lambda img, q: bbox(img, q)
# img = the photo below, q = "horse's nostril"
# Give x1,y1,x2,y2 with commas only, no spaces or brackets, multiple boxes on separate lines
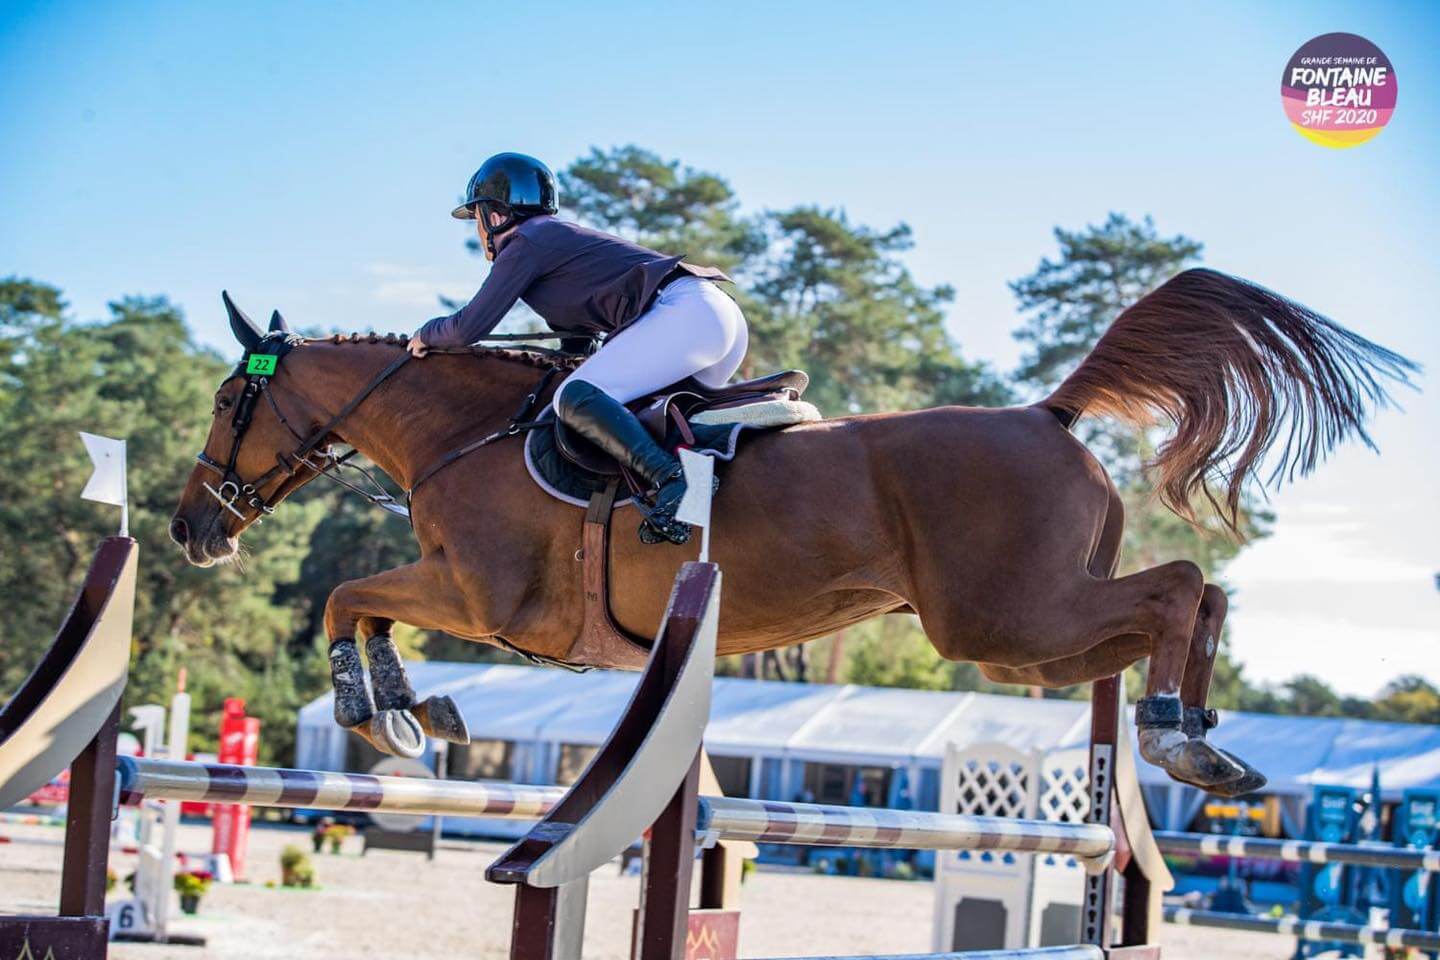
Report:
169,517,189,546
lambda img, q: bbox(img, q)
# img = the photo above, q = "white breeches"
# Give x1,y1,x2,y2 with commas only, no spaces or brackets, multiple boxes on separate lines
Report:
553,277,749,412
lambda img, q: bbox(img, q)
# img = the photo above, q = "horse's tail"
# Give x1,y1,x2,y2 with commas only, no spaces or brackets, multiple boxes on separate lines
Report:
1042,267,1416,532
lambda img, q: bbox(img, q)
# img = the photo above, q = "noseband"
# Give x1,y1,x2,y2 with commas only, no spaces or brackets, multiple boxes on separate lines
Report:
195,336,413,522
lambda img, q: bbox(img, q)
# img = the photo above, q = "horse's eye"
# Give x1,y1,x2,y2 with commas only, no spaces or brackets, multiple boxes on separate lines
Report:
216,397,234,413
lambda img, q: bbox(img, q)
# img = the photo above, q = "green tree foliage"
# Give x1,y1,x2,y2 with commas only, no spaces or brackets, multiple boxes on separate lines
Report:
0,279,324,762
749,208,1009,414
559,145,767,275
560,146,1010,415
1012,214,1203,392
1371,676,1440,725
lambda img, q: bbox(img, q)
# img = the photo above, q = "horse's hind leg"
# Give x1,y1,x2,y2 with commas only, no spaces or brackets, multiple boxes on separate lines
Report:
979,575,1263,795
1048,487,1249,792
1073,562,1249,791
975,560,1246,791
1179,584,1266,796
1179,585,1222,705
918,472,1245,791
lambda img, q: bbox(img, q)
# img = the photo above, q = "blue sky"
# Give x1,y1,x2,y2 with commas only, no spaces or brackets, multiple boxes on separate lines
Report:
3,1,1436,696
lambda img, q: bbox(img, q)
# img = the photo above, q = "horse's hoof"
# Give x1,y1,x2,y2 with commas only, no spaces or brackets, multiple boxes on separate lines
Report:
1201,749,1268,797
1137,726,1185,767
365,708,425,758
1144,730,1246,791
413,695,471,745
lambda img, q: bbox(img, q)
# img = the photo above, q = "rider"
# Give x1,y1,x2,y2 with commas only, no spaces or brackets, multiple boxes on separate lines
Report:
410,152,748,545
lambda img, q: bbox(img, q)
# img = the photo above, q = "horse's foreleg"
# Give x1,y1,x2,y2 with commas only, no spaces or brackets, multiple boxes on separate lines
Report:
324,555,473,757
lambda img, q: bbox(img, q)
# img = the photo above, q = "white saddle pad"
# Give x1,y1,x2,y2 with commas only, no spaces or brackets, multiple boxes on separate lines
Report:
689,398,821,429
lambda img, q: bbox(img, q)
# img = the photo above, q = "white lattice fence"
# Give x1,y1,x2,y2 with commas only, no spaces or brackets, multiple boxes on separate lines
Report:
933,743,1091,953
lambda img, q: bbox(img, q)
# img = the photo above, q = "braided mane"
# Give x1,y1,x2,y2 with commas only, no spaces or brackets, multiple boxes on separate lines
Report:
314,331,583,371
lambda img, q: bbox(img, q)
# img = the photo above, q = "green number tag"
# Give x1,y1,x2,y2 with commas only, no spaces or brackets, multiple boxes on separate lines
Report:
245,354,279,375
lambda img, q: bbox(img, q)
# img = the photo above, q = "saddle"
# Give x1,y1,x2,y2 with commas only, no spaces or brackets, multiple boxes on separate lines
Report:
544,369,814,673
552,369,811,476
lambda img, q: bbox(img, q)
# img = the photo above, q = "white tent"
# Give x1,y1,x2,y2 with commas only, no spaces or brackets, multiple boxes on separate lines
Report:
294,662,1440,834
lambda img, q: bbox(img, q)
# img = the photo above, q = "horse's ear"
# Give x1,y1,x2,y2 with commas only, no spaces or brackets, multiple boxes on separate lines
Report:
222,291,263,351
268,309,290,334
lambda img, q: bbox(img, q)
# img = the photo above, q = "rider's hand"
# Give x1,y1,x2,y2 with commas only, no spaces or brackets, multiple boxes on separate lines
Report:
407,335,429,358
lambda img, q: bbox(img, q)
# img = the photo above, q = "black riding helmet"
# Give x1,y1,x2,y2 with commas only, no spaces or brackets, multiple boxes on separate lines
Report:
452,153,558,253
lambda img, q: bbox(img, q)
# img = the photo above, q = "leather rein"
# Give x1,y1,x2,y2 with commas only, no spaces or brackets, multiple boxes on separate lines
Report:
195,335,563,525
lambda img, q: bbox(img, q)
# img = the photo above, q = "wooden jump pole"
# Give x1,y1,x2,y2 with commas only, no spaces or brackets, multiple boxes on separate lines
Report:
0,536,138,958
489,560,723,960
1085,675,1164,959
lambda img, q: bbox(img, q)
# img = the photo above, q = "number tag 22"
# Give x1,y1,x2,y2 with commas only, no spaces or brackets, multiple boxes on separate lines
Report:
245,354,279,376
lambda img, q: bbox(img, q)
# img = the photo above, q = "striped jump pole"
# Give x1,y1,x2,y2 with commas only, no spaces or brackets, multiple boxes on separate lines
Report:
700,796,1115,866
123,756,1115,866
1163,906,1440,953
1155,831,1440,873
119,757,566,820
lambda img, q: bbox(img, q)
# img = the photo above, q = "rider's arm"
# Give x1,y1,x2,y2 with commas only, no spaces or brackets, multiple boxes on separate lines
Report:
415,236,541,348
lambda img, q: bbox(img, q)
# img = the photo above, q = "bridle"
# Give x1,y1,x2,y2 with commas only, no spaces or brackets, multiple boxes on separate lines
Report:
195,335,413,523
195,334,564,525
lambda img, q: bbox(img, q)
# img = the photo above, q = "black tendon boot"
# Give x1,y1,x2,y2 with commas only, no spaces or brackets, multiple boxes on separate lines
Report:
328,638,374,729
365,635,416,711
556,380,692,545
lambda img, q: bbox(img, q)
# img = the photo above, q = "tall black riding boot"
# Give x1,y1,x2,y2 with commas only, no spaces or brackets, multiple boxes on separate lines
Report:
555,380,691,545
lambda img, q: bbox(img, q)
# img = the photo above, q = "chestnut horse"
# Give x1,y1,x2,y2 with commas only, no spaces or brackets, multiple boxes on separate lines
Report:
171,269,1413,796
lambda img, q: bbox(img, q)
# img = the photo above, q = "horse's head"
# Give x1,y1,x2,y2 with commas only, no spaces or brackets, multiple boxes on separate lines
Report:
170,293,326,566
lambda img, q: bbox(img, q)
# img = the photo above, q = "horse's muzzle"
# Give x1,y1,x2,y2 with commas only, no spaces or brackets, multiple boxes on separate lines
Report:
169,511,238,567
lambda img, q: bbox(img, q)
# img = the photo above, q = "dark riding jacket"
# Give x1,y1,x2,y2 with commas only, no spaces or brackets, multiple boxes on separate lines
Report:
416,216,730,348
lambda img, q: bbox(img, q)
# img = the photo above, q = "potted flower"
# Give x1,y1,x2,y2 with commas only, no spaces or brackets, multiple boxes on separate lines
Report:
280,845,316,888
323,823,354,854
173,870,213,914
311,816,335,853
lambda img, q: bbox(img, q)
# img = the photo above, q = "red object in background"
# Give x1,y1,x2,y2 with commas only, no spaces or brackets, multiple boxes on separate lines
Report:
632,909,739,960
28,768,71,806
212,698,260,880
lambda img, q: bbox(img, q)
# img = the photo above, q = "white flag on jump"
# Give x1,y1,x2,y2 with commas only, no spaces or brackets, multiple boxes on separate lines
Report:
674,448,715,529
675,448,716,561
80,432,129,535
